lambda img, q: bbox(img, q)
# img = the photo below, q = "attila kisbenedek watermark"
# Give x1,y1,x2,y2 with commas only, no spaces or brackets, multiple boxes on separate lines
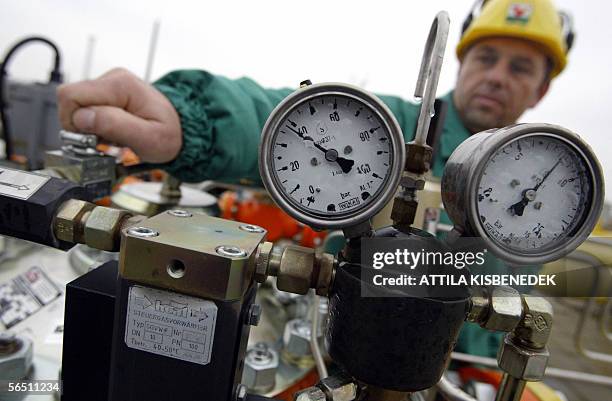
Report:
361,238,557,292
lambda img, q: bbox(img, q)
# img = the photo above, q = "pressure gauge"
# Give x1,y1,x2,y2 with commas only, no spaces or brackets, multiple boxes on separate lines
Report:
259,82,405,230
442,123,604,265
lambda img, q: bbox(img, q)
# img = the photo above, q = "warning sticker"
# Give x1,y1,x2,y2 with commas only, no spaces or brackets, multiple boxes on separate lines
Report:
125,286,218,365
0,167,49,200
0,266,63,329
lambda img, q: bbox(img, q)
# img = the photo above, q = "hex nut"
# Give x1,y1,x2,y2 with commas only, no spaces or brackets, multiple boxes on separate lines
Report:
483,287,523,332
283,318,313,357
0,336,33,381
84,207,132,251
319,374,358,401
514,296,553,348
242,343,279,393
497,335,549,381
405,142,433,174
315,253,335,297
294,386,327,401
54,200,95,243
277,245,315,295
255,241,274,283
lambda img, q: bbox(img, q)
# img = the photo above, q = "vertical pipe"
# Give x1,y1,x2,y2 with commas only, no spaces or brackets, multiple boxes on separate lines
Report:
144,19,161,83
82,35,96,80
495,374,526,401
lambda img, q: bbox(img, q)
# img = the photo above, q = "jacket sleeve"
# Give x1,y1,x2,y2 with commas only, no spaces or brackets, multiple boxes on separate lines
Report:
153,70,419,183
153,70,293,183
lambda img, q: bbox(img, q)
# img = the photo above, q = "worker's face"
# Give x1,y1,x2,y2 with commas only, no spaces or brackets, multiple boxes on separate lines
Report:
454,37,550,133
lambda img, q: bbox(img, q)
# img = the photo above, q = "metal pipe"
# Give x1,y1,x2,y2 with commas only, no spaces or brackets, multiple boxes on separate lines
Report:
494,374,526,401
81,35,96,80
144,19,161,83
363,386,409,401
436,376,477,401
310,293,328,379
451,352,612,387
413,11,449,146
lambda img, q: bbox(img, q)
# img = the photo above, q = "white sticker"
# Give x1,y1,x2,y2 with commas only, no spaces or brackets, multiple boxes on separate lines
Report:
0,167,49,200
125,286,218,365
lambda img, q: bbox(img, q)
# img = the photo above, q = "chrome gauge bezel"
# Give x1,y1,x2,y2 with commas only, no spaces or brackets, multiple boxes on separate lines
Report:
259,82,405,230
462,124,604,265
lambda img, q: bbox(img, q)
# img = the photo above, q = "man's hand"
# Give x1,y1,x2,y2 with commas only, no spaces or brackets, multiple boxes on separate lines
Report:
57,68,182,163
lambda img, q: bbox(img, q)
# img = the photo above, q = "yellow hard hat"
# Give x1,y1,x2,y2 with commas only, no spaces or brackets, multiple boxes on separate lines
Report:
456,0,570,77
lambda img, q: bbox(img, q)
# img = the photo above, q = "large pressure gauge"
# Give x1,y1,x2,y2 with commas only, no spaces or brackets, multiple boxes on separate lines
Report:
259,82,405,230
442,123,604,265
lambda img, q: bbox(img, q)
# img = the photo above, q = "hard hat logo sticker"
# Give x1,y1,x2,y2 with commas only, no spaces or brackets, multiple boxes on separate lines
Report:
507,3,533,24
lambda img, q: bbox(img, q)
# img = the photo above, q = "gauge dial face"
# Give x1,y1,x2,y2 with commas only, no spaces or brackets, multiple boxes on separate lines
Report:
476,134,593,255
269,94,393,219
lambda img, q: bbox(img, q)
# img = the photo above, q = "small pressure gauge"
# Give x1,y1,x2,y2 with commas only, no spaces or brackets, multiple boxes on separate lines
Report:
259,82,405,230
442,123,604,265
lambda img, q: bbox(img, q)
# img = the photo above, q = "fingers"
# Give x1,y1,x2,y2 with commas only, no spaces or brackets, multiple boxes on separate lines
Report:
72,105,180,163
56,67,182,163
56,68,139,132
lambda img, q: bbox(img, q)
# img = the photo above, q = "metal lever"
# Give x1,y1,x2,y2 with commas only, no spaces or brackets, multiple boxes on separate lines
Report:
413,11,450,146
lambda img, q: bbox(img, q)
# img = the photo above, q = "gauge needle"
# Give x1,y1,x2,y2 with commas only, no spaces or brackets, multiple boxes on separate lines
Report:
508,158,562,217
285,125,355,173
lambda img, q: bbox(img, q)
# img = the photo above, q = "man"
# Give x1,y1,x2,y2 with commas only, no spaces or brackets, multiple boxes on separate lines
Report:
56,0,571,356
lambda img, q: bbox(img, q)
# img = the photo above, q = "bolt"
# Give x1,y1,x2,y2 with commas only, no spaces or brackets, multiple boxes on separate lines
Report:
510,179,521,188
344,145,352,155
167,209,192,218
311,157,319,166
534,202,542,210
525,189,537,201
246,304,262,326
239,224,265,233
216,245,247,258
127,227,159,238
300,79,312,88
248,343,273,365
0,333,18,355
235,383,248,401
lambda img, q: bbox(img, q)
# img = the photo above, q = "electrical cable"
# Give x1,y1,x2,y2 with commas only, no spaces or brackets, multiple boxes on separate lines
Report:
0,36,63,162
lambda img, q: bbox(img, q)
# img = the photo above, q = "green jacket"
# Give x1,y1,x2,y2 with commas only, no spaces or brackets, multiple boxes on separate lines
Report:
153,69,506,357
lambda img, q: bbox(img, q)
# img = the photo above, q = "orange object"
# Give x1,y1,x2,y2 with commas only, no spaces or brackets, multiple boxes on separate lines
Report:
274,368,319,401
219,191,326,247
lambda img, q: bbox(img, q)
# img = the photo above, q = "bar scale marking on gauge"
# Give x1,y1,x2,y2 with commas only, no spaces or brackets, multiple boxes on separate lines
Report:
260,83,405,229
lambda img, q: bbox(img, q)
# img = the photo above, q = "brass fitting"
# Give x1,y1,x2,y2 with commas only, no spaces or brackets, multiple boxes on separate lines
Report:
466,286,489,323
54,200,143,251
390,197,418,228
254,241,274,283
276,245,316,295
84,207,133,251
54,199,96,243
404,142,433,174
266,245,335,296
472,286,523,332
267,245,335,296
497,335,549,381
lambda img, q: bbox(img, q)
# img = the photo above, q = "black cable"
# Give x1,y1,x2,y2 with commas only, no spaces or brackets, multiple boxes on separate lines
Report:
0,36,63,162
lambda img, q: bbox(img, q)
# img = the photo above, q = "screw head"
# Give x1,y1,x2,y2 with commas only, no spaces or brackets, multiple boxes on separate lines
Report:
216,245,247,258
167,209,192,218
127,227,159,238
239,224,265,233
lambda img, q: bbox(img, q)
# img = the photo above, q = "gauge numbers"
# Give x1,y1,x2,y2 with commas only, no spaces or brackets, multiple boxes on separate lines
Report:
271,94,393,217
477,134,592,254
